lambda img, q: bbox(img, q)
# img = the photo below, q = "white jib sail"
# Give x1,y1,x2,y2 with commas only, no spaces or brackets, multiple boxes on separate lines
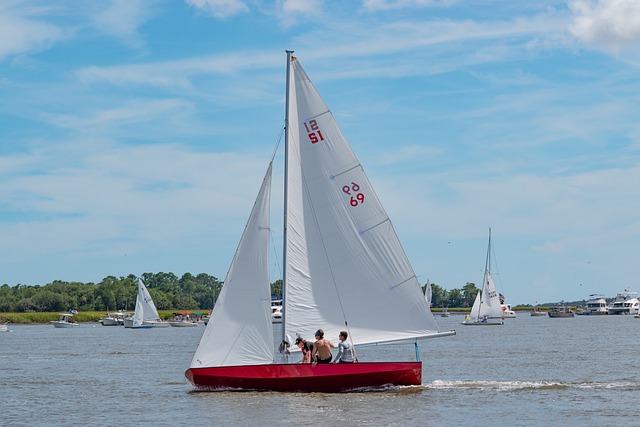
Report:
469,291,481,321
283,57,440,347
190,163,274,368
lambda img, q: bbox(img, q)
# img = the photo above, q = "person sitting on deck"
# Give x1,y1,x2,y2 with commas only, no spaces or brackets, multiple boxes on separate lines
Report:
295,337,312,363
311,329,334,366
333,331,355,363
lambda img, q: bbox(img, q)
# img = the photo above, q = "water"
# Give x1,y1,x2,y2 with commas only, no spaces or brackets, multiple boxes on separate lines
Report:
1,314,638,426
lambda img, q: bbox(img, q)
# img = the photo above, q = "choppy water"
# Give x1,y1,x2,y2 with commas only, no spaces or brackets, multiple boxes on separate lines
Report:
1,314,638,426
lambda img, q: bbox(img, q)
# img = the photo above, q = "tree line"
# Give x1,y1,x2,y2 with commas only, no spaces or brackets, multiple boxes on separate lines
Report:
425,282,481,308
0,273,227,313
0,272,480,313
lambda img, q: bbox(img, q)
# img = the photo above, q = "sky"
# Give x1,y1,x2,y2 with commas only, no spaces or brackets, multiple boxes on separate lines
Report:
1,0,639,305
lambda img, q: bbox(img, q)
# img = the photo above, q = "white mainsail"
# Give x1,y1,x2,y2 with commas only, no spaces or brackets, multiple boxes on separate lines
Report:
190,163,274,368
282,57,441,346
133,278,162,326
480,270,503,319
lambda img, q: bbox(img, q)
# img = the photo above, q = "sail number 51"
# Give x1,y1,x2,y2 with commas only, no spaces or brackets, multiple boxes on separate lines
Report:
342,182,365,207
303,120,324,144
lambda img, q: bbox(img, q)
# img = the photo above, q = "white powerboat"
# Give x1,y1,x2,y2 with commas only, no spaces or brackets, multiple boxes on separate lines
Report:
0,322,9,332
168,312,198,327
99,311,129,326
500,303,517,318
271,299,283,323
585,294,608,315
608,290,639,315
51,313,79,328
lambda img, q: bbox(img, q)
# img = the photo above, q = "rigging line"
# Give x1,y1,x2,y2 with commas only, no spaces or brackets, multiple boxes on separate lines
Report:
270,229,282,287
270,119,286,163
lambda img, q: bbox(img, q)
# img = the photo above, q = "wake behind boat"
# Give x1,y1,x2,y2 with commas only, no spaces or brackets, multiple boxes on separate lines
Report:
185,52,454,392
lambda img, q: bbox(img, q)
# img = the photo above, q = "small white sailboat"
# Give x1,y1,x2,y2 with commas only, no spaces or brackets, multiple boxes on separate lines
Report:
462,228,504,326
126,279,170,329
185,52,455,392
425,280,432,307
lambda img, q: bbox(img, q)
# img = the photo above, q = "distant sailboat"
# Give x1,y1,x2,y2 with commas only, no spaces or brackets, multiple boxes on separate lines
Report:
462,228,504,326
185,51,455,392
127,279,170,329
425,279,432,307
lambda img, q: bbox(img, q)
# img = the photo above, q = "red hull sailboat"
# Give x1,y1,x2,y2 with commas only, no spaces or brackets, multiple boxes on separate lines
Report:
185,51,454,392
186,362,421,392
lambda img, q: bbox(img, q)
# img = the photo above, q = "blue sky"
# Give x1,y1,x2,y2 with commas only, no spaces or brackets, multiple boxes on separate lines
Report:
1,0,639,305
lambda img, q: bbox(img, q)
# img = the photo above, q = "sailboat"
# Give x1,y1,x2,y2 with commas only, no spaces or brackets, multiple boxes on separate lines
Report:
185,51,455,392
462,228,504,326
425,279,432,307
125,279,170,329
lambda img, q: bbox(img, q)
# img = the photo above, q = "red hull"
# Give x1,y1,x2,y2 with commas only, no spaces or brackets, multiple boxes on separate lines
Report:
185,362,421,392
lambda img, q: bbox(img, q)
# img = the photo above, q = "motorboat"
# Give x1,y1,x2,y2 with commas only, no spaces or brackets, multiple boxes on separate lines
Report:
607,289,639,315
168,312,198,327
547,306,574,318
99,311,129,326
51,313,79,328
585,294,608,315
0,322,8,332
530,307,546,316
271,299,283,323
500,303,517,318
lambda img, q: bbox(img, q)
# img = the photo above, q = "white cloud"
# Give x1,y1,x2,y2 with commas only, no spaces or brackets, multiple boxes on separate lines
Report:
569,0,640,52
0,2,67,62
186,0,249,19
362,0,454,12
88,0,157,49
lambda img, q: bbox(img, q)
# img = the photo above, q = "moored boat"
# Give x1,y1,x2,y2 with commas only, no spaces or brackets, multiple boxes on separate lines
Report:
547,306,574,318
51,313,79,328
607,289,639,315
585,294,608,315
99,311,129,326
530,307,546,316
169,312,198,327
271,299,283,324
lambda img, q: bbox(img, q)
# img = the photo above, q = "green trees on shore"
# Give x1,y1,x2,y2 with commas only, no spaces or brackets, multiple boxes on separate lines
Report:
0,272,225,313
1,273,482,313
425,282,480,308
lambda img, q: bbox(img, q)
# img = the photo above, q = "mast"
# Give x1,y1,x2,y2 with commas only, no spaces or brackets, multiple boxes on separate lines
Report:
281,50,294,344
485,227,491,275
